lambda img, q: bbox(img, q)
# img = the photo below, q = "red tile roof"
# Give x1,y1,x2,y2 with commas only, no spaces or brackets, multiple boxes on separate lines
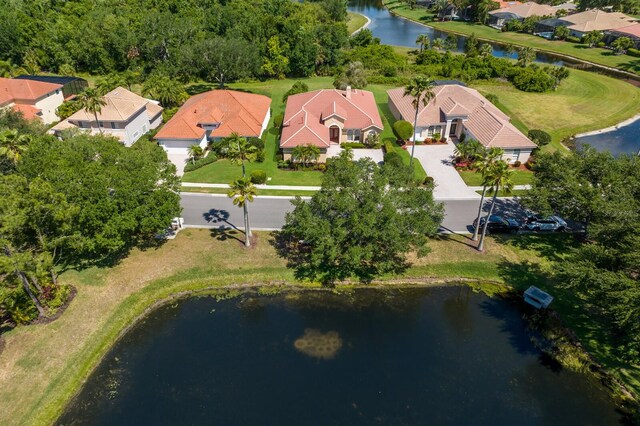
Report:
610,23,640,38
0,77,62,106
12,104,41,120
281,89,383,148
387,85,535,149
155,90,271,140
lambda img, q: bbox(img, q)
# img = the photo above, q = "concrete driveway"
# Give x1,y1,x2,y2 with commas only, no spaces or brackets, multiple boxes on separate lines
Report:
167,151,189,176
409,144,480,200
327,145,384,163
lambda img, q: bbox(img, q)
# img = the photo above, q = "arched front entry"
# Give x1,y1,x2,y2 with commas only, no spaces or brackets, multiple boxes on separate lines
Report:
329,125,340,143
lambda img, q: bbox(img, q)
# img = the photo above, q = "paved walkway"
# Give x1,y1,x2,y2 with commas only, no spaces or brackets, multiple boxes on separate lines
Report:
182,182,321,190
409,144,480,199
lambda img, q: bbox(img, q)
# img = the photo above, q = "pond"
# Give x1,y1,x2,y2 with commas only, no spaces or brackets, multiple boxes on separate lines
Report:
347,0,565,65
574,118,640,157
57,287,624,425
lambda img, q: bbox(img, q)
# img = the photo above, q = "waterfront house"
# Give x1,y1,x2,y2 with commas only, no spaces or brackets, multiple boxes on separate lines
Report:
387,83,536,164
280,87,383,162
536,9,636,38
488,2,557,29
0,77,64,124
605,23,640,48
155,90,271,171
50,87,162,146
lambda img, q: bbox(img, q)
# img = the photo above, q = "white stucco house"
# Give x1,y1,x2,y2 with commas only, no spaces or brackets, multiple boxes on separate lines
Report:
387,83,537,164
154,90,271,173
50,87,163,147
0,77,65,124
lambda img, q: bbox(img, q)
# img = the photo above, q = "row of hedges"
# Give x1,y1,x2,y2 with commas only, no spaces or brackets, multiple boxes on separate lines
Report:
183,153,217,172
341,142,366,149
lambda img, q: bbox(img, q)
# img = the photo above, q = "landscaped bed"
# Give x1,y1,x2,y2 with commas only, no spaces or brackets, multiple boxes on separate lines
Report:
458,168,534,186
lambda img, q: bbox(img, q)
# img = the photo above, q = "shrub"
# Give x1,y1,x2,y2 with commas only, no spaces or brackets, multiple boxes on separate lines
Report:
316,163,327,172
273,113,284,128
596,41,605,48
380,63,398,77
183,153,217,172
484,93,499,104
282,81,309,103
423,176,435,186
384,151,404,168
528,129,551,147
247,137,265,150
277,159,290,169
392,120,413,140
459,132,466,143
511,67,555,92
341,142,366,148
383,140,397,153
627,48,640,57
250,169,268,184
566,36,581,43
513,160,522,167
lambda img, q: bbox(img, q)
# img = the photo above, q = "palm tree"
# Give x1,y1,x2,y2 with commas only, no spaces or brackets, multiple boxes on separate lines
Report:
0,129,31,165
479,43,493,58
403,76,436,168
228,177,257,247
223,133,259,177
76,88,106,134
477,161,514,252
141,75,187,108
471,147,503,241
475,0,493,24
517,47,536,67
432,38,445,50
188,145,204,165
416,34,430,53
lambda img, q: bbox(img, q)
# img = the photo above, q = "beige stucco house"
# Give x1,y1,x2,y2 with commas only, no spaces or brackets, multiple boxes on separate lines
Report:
280,87,383,162
0,77,65,124
50,87,163,147
387,83,537,164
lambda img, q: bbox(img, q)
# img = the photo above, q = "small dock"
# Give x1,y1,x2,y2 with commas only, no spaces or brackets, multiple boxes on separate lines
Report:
524,286,553,309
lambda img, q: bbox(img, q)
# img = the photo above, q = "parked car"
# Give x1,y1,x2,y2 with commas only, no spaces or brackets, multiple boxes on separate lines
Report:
524,214,567,232
472,215,520,234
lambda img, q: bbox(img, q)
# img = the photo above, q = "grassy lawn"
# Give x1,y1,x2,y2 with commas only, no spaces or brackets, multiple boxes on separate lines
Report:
383,0,640,75
0,230,638,424
348,12,369,35
458,168,533,186
182,78,428,184
181,187,316,197
473,69,640,150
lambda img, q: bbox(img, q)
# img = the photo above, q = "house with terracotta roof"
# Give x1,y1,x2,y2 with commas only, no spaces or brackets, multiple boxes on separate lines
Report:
0,77,65,124
280,87,383,162
605,23,640,48
387,84,536,164
155,90,271,163
50,87,163,147
488,2,557,28
536,10,636,38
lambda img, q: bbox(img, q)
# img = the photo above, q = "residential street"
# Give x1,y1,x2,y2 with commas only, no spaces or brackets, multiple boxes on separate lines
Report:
180,193,526,233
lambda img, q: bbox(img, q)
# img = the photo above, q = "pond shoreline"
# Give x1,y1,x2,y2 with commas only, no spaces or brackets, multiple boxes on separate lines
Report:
54,278,638,424
380,0,640,84
575,112,640,138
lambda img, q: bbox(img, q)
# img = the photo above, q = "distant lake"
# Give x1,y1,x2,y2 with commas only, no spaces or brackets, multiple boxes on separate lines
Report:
58,287,622,425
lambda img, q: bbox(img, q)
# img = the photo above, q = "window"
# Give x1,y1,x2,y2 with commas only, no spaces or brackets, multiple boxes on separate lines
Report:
511,149,521,162
98,121,104,128
78,121,88,129
347,129,361,141
110,122,117,129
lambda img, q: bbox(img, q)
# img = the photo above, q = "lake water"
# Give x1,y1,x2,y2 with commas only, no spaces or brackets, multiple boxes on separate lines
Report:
575,119,640,156
347,0,565,65
57,287,623,425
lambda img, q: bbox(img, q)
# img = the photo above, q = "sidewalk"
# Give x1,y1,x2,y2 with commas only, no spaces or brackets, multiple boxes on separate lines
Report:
468,185,531,191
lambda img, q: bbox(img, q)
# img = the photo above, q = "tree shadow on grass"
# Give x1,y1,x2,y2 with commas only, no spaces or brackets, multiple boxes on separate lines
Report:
432,231,477,249
210,228,243,244
493,233,579,263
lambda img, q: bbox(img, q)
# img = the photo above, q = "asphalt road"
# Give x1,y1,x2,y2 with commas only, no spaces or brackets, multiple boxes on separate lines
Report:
180,193,526,234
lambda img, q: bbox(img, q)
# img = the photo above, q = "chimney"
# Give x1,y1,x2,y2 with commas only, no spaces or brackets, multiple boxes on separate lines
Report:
346,86,351,99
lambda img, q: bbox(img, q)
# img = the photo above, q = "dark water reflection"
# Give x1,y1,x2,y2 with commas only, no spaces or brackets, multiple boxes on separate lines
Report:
347,0,565,65
575,120,640,156
58,287,623,425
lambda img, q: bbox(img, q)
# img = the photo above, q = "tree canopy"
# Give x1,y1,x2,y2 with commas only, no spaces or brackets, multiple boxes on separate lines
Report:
275,151,444,284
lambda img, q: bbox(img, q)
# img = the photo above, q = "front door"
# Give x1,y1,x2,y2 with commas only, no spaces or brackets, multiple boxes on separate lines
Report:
330,126,340,143
449,121,458,136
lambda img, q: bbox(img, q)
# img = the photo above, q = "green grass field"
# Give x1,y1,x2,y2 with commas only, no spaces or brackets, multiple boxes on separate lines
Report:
383,0,640,75
348,12,369,35
458,168,533,186
473,69,640,150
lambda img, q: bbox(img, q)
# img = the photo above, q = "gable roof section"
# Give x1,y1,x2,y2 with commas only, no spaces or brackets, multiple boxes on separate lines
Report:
68,87,162,122
280,89,383,149
559,10,635,32
155,90,271,141
0,77,62,106
387,84,535,149
609,23,640,37
490,1,556,18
